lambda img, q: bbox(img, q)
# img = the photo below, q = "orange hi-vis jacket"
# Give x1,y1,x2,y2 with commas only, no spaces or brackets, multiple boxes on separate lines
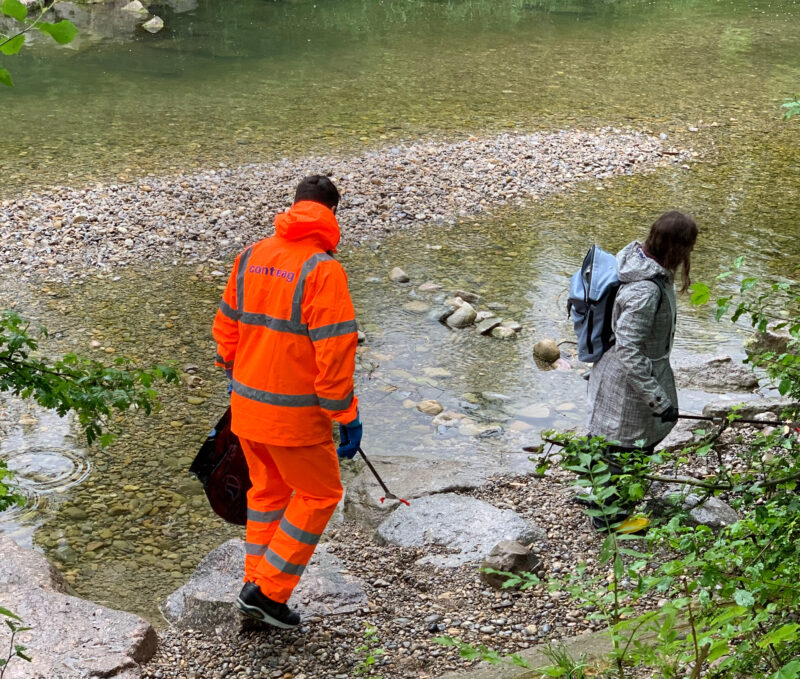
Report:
212,201,359,446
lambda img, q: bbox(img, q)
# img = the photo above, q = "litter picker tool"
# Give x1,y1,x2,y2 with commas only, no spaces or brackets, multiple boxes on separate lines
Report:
357,447,410,506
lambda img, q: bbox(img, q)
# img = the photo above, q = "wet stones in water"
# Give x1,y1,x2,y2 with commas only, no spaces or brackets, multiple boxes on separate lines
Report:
454,290,481,304
142,15,165,32
428,304,457,323
403,300,430,313
517,403,550,419
533,339,561,363
416,399,444,415
480,540,544,590
744,323,795,356
476,317,502,335
490,325,516,339
417,281,442,292
389,267,410,283
122,0,147,12
446,302,477,329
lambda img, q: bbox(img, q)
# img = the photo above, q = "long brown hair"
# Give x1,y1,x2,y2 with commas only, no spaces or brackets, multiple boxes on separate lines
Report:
644,211,698,292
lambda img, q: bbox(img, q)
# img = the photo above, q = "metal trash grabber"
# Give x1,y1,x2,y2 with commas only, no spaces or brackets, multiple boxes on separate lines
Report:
357,447,410,506
678,413,799,428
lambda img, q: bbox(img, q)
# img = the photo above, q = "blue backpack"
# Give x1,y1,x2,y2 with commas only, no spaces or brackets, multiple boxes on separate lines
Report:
567,245,665,363
567,245,620,363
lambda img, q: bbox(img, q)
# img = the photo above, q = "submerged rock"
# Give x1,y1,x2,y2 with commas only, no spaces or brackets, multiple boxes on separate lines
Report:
162,540,366,632
673,354,758,392
389,267,410,283
476,317,502,335
121,0,147,13
743,323,796,356
142,15,164,33
533,339,561,363
491,325,516,339
0,536,156,679
375,494,546,567
416,399,444,415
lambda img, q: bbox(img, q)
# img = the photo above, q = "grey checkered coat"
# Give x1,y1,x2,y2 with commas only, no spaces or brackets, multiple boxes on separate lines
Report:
587,242,678,447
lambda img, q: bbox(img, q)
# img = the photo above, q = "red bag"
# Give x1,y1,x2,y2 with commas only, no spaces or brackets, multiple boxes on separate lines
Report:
190,407,250,526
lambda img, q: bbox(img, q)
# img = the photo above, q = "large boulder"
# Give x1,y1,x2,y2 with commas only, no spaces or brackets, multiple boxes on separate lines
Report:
375,494,546,568
162,540,366,632
673,354,759,393
0,536,156,679
342,455,531,528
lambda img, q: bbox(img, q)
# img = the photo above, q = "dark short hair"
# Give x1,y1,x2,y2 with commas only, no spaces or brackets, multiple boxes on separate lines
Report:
645,211,698,292
294,175,340,210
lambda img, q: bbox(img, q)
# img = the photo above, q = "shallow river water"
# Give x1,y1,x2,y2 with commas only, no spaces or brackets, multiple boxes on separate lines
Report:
1,0,799,620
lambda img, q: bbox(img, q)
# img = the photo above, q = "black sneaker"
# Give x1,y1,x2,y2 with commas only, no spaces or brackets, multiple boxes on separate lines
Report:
236,582,300,629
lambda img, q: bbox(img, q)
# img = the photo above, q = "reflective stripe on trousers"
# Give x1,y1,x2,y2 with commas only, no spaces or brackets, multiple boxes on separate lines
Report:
241,437,342,603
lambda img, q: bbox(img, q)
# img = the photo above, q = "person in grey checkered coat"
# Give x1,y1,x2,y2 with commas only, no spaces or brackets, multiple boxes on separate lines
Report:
587,211,699,451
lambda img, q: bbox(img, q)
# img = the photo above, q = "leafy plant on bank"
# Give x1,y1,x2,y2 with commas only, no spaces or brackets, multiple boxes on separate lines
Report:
0,607,31,679
354,623,386,678
1,0,77,87
438,263,800,678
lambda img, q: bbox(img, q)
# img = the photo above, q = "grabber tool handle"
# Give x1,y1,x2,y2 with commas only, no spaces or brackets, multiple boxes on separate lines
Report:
357,447,410,506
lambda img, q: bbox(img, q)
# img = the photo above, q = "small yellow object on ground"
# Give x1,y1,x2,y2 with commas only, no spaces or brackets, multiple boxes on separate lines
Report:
615,516,650,534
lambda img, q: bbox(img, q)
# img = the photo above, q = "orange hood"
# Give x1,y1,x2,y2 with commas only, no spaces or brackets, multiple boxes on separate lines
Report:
274,200,340,252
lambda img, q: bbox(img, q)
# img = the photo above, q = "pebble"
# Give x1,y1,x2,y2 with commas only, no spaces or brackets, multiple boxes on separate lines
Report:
389,267,410,283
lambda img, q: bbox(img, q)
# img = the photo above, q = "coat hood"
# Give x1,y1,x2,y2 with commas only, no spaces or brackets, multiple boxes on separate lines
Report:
616,241,672,284
274,200,341,252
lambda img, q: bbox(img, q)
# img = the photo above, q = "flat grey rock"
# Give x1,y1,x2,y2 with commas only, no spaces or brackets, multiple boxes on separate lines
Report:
476,317,503,335
0,536,156,679
162,540,365,632
702,396,800,420
673,354,758,393
375,493,546,568
446,303,477,329
343,455,531,528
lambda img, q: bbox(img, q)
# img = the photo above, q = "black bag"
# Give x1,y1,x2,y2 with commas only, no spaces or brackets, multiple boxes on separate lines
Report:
189,407,250,526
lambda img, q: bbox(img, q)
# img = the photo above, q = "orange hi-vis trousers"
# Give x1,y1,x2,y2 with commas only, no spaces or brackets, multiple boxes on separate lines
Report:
240,437,343,603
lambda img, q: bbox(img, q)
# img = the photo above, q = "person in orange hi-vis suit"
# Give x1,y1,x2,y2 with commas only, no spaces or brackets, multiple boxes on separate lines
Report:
212,175,362,629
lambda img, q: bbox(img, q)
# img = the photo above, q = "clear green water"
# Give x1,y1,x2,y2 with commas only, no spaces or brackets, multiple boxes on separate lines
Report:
1,0,799,621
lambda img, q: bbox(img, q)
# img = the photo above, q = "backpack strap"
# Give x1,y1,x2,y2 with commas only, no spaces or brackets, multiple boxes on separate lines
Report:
647,278,674,355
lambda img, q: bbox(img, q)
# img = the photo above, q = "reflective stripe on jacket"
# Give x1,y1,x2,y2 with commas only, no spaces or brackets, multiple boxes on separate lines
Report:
212,201,359,446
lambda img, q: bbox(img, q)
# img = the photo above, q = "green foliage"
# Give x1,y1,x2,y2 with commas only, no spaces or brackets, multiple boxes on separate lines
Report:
539,644,590,678
693,258,800,399
0,607,31,678
783,95,800,121
435,636,531,668
0,0,78,86
0,460,24,513
354,623,385,677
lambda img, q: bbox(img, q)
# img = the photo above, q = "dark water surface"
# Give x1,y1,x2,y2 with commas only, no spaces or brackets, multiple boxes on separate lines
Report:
0,0,799,620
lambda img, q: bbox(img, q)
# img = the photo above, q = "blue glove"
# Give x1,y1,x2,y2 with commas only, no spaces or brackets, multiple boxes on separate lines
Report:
337,413,362,460
225,369,233,395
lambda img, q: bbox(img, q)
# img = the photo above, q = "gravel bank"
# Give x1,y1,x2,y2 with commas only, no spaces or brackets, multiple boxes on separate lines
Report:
1,129,686,277
142,468,610,679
